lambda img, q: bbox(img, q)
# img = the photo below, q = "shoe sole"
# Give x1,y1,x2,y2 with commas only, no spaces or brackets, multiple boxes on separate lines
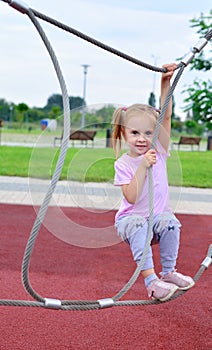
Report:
152,285,178,302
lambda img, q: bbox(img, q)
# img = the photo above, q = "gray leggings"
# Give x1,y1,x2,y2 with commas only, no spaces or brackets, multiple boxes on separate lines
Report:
115,212,181,274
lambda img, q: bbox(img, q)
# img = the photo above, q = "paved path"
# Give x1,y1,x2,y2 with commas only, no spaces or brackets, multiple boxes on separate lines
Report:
0,176,212,215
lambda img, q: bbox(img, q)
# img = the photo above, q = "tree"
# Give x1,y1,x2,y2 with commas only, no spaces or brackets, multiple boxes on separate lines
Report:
94,105,115,127
70,96,84,110
183,80,212,122
15,103,29,125
48,106,61,119
27,108,45,123
185,119,197,134
189,11,212,72
0,99,10,121
148,92,156,107
183,11,212,124
44,94,84,112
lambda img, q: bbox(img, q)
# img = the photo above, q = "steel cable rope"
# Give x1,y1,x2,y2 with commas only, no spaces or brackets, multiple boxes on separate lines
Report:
112,64,185,301
0,244,211,310
1,0,167,73
2,0,211,72
30,9,168,73
19,10,108,310
0,0,211,310
19,6,71,302
112,40,212,302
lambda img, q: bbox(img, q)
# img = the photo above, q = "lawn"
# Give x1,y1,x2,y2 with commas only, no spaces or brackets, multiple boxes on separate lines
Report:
0,146,211,188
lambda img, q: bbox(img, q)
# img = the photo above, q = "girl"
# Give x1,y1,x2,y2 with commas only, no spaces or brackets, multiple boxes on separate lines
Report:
112,63,194,302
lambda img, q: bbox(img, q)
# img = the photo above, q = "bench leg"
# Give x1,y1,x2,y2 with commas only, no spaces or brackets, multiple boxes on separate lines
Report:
54,137,62,147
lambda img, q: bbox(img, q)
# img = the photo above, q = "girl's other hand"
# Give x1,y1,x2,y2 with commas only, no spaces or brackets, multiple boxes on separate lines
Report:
143,149,156,168
162,63,177,81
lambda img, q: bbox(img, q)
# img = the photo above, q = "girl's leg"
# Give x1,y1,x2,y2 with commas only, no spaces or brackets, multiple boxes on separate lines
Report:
116,215,181,300
126,226,158,287
154,213,194,290
126,221,154,270
116,216,156,281
128,226,179,300
154,213,181,275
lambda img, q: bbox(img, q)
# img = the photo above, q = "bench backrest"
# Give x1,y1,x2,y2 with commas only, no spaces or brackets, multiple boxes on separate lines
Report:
179,136,201,145
69,130,96,141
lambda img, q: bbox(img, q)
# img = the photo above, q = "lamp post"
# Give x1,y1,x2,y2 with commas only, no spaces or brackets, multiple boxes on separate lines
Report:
81,64,90,129
0,119,2,145
9,105,13,128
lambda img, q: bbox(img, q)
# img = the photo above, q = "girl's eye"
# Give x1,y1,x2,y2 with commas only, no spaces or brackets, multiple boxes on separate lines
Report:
132,130,139,135
145,131,153,137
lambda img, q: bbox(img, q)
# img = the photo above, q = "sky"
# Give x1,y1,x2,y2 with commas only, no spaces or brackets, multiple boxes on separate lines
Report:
0,0,211,120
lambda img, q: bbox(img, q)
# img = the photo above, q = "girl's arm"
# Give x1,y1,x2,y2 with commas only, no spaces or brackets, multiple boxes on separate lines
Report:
121,149,156,204
159,63,177,152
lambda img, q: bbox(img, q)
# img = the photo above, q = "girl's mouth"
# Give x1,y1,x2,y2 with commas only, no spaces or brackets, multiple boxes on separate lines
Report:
136,144,147,149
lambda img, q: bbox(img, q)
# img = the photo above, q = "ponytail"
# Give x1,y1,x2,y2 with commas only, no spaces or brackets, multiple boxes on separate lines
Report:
112,107,126,159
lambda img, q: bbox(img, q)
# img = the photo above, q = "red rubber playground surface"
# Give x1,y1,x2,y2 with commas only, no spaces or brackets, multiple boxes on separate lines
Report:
0,203,211,350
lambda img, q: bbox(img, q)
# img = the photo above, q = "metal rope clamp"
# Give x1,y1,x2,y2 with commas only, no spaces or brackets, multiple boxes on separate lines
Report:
98,298,114,309
181,37,208,66
9,0,29,14
44,298,62,309
193,38,208,53
201,244,212,269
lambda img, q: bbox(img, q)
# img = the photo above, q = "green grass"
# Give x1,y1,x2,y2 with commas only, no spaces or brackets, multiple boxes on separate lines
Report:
176,151,212,188
0,146,212,188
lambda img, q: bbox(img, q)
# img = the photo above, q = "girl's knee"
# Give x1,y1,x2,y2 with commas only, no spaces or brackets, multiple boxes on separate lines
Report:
115,215,148,241
154,212,181,236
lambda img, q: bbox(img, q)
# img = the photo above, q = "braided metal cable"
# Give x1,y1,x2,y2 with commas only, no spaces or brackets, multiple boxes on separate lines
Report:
31,8,167,73
113,260,210,308
28,9,212,59
0,0,211,311
112,63,185,301
0,300,44,307
153,64,185,146
2,0,211,73
0,243,211,309
205,29,212,41
60,303,100,311
0,254,210,309
21,8,70,302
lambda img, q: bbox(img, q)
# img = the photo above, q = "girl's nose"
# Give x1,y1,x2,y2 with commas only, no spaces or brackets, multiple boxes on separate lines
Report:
137,133,146,141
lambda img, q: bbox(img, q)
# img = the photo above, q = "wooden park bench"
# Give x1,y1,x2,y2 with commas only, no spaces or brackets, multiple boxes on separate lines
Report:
54,129,97,147
172,136,201,151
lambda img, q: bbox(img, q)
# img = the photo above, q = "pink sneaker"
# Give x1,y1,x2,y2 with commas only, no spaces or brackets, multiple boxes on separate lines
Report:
161,270,195,290
147,279,178,302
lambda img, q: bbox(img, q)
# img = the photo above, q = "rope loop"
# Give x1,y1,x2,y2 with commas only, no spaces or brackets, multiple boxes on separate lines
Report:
0,0,211,311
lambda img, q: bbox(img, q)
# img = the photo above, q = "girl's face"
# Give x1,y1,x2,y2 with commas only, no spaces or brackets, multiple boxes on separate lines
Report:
124,114,155,157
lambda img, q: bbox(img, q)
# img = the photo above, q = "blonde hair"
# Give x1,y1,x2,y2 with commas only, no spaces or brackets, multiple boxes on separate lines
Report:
111,103,159,159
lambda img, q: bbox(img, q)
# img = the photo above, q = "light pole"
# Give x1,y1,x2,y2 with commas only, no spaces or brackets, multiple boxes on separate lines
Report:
81,64,90,129
9,105,13,128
